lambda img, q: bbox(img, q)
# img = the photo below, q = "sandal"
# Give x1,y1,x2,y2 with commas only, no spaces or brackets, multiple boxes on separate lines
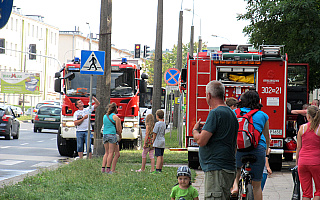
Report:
230,193,238,200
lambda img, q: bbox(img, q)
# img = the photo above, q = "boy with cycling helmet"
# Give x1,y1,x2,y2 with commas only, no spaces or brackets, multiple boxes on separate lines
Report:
170,166,199,200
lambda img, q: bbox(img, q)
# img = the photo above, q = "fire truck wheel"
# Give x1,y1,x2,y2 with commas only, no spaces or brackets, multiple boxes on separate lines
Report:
188,161,200,170
57,129,76,157
283,153,293,161
133,128,142,150
269,154,282,171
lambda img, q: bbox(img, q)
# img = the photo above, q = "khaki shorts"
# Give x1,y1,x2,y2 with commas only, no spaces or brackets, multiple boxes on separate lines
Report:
204,169,236,200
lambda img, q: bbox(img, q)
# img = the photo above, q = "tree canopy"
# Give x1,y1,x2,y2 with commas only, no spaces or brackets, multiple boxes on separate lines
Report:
238,0,320,89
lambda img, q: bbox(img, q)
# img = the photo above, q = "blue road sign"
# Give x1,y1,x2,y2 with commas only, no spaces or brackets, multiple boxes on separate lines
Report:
0,0,14,29
80,50,105,75
164,68,180,86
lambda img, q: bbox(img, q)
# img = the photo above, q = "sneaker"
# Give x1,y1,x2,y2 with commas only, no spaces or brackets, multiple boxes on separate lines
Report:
101,168,106,173
151,171,161,174
108,171,113,175
106,168,111,173
136,169,144,172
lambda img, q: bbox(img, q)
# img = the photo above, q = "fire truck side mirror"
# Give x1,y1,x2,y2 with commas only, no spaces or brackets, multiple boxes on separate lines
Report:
55,72,61,78
54,78,62,94
180,68,187,90
64,72,75,81
141,73,149,80
140,79,147,93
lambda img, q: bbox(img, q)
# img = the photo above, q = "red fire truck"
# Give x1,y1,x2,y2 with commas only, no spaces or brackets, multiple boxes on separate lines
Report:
54,58,148,156
181,44,309,171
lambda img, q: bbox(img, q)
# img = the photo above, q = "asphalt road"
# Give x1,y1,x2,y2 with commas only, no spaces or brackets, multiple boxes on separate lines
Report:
0,121,68,183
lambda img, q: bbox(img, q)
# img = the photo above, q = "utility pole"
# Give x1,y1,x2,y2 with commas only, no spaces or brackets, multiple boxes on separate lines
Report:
94,0,112,156
152,0,163,119
173,8,183,128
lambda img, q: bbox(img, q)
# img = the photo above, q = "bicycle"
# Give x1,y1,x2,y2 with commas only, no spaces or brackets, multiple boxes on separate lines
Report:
237,154,256,200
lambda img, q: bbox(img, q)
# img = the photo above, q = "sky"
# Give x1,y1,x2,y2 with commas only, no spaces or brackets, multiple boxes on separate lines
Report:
13,0,250,51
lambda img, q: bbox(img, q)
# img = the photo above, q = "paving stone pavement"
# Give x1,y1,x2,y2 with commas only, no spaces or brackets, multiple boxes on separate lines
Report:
193,169,296,200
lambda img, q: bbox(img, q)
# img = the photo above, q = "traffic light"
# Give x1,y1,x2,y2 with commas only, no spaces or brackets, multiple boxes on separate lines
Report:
143,45,150,58
134,44,141,58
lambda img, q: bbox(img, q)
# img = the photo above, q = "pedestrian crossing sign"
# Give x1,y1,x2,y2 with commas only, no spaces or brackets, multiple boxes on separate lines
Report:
80,50,105,75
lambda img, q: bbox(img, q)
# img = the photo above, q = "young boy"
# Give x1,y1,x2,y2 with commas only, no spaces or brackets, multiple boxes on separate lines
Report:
151,109,166,174
170,166,199,200
226,97,238,110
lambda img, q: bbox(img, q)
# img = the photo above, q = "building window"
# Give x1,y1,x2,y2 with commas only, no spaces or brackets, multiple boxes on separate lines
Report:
15,44,17,57
0,39,5,54
10,17,13,30
36,26,38,38
32,25,34,37
10,43,12,56
15,19,18,31
5,41,8,55
28,23,30,36
29,44,36,60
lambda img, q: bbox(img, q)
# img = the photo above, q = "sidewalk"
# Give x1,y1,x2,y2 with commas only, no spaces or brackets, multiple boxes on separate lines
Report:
192,169,295,200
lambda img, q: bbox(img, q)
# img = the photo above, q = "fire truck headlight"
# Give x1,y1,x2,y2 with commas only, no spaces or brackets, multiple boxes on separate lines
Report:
123,122,134,128
62,121,75,127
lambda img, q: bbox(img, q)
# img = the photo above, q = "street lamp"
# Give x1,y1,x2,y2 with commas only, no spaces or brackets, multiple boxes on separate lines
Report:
86,22,92,51
211,34,231,44
184,8,202,52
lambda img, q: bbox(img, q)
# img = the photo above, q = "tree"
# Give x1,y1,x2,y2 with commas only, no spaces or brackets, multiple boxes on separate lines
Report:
145,42,205,86
238,0,320,89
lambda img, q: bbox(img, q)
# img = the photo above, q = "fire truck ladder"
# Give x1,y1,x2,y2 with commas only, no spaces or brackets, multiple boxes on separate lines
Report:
195,52,212,121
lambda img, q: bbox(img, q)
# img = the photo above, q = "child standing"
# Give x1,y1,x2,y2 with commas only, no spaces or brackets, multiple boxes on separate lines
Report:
136,114,155,172
170,166,199,200
151,109,166,174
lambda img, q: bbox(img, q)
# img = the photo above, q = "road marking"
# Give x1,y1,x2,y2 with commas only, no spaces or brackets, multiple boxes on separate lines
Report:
31,162,57,168
20,129,28,131
20,143,29,145
0,146,10,149
0,154,62,162
37,140,44,143
0,160,24,166
50,138,56,141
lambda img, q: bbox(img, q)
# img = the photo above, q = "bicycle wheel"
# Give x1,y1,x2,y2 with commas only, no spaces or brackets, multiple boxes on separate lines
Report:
246,183,254,200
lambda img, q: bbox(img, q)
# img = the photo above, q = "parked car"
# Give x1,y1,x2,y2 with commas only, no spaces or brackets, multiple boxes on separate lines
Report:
0,105,20,140
34,105,61,132
25,107,33,116
11,106,23,117
32,100,61,123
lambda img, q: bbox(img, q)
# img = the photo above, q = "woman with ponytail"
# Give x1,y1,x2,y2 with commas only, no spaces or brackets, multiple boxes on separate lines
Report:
296,105,320,200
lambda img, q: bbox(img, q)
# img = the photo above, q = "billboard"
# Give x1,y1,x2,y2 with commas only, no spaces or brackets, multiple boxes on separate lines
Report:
1,72,40,94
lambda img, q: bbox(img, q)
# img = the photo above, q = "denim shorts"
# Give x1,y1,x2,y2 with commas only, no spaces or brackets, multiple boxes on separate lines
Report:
103,134,117,144
76,131,92,152
236,144,266,181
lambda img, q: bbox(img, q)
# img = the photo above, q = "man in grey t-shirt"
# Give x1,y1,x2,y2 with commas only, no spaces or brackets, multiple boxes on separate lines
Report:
152,109,166,174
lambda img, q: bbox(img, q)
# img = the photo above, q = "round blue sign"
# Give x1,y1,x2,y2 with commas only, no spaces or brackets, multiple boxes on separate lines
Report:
0,0,14,29
164,68,180,86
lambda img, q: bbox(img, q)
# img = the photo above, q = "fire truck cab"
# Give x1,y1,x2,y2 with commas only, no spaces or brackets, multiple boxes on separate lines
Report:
54,58,148,156
182,44,309,171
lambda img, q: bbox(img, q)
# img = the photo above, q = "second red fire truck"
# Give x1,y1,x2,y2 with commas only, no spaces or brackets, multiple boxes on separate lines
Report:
181,44,309,171
54,58,148,156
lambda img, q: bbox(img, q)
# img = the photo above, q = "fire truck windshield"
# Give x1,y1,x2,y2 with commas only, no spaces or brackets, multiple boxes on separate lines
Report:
65,72,97,97
110,68,135,97
65,68,135,97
